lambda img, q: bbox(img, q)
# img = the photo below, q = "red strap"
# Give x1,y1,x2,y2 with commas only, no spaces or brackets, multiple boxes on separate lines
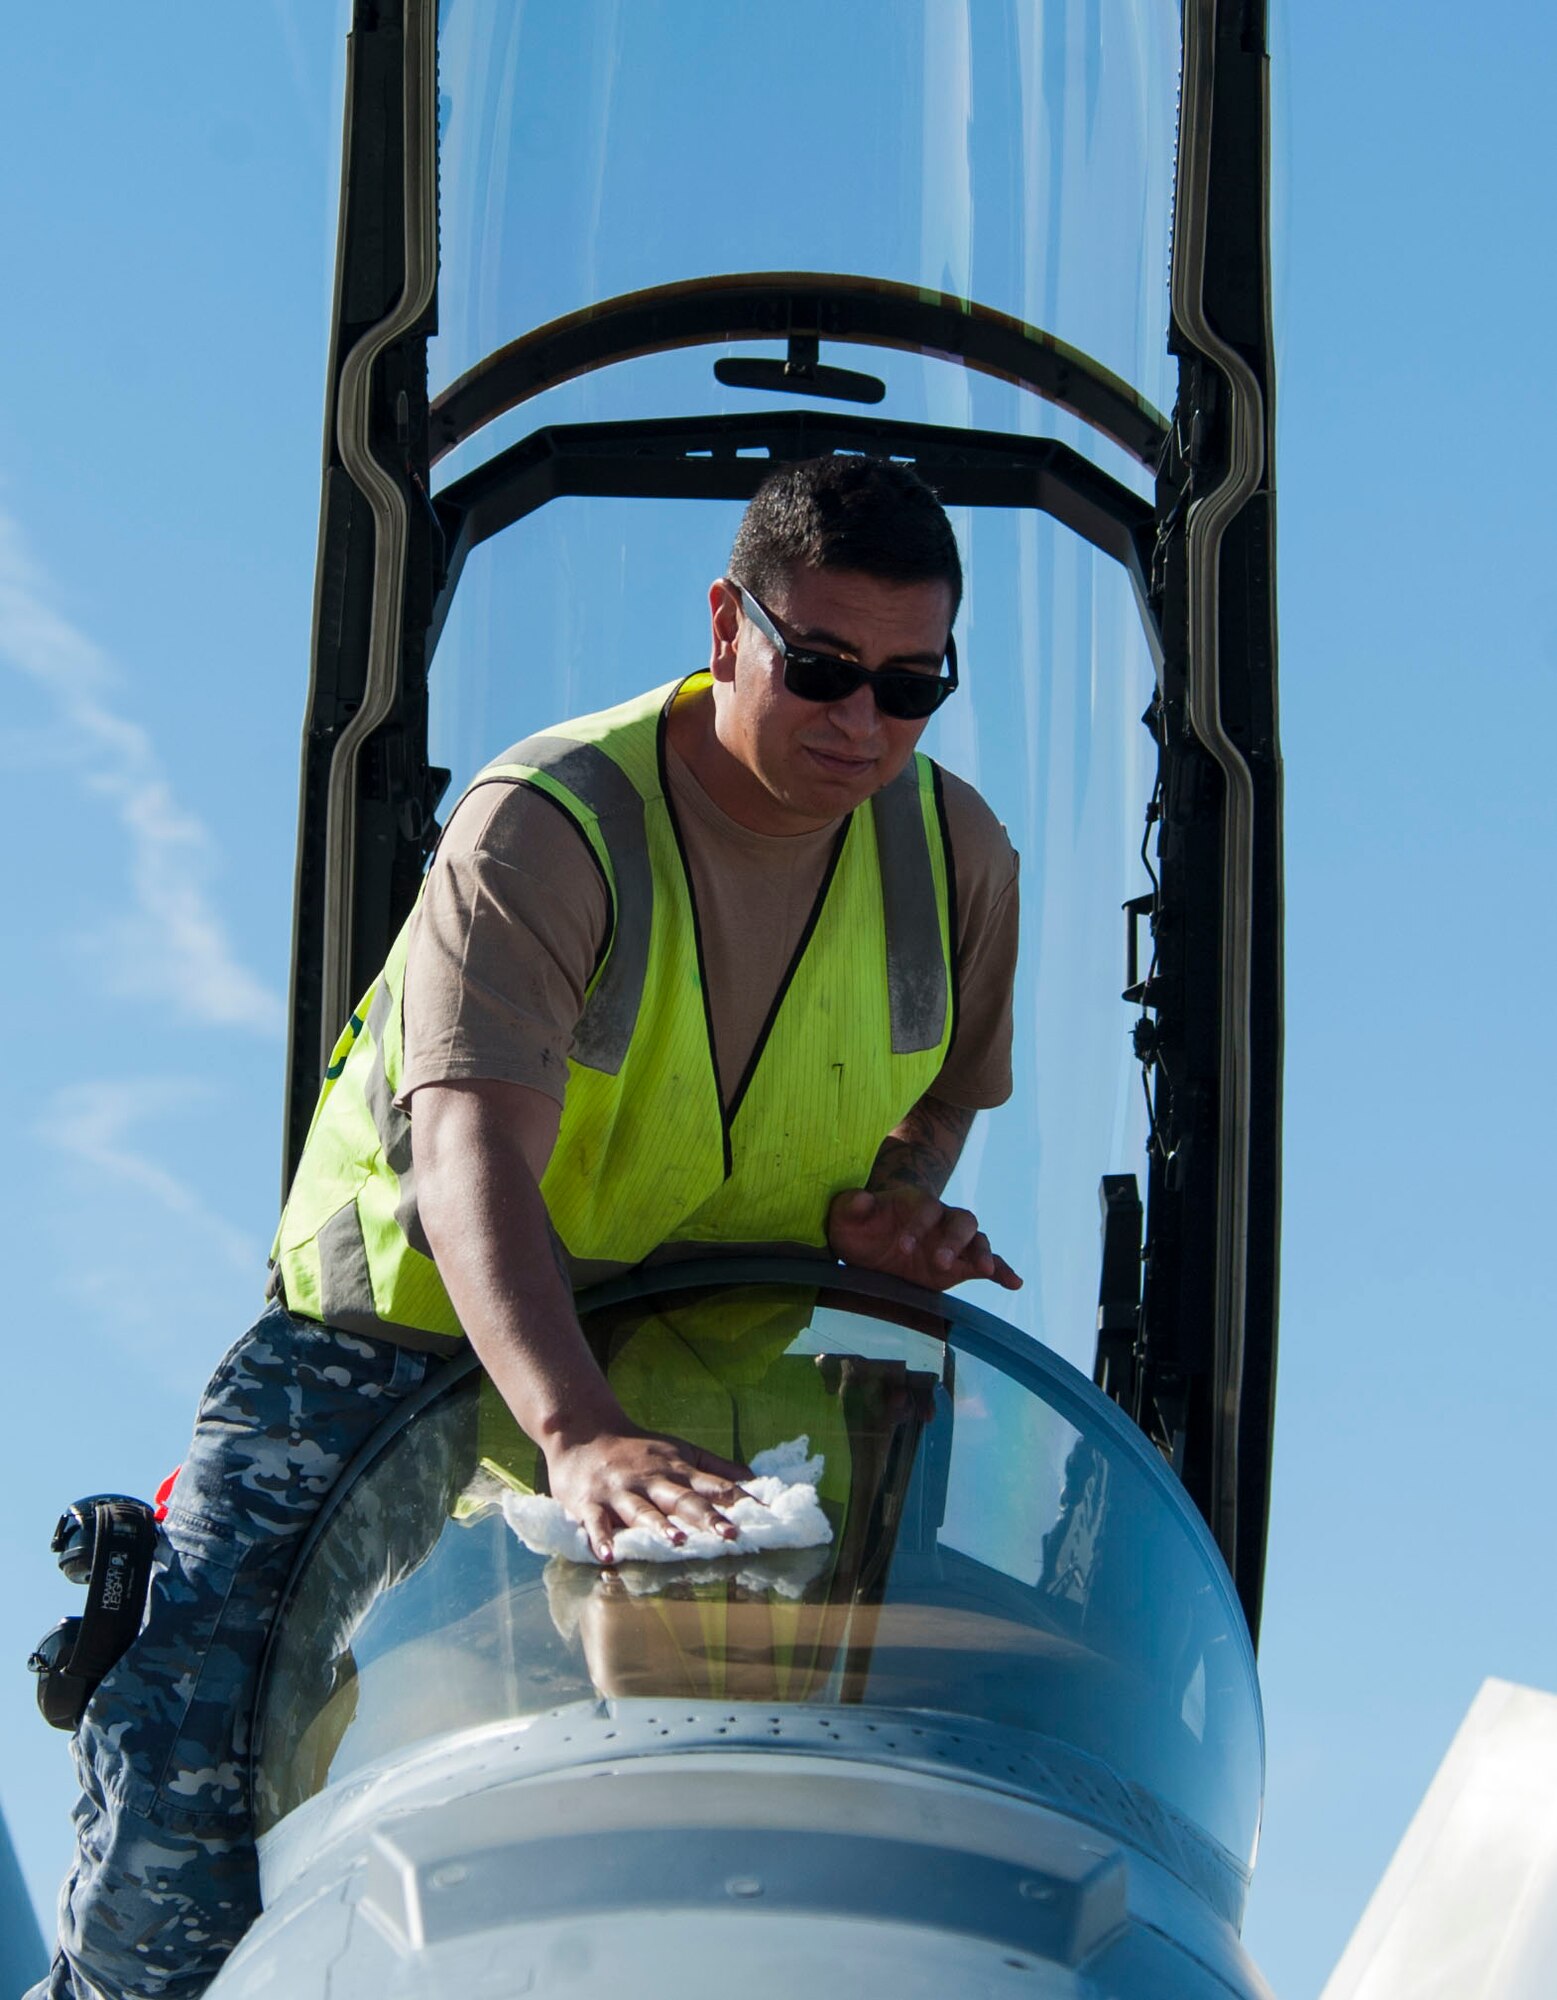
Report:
152,1467,181,1523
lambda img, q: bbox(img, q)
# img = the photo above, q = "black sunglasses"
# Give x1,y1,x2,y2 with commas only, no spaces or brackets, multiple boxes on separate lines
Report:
731,582,958,721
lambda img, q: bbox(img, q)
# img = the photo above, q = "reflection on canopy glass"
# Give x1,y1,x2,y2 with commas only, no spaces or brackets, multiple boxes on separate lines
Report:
257,1279,1261,1869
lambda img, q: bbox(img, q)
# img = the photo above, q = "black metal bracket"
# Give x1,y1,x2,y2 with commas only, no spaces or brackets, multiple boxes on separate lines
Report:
1093,1175,1144,1412
1122,892,1157,1004
426,406,1159,675
714,334,886,405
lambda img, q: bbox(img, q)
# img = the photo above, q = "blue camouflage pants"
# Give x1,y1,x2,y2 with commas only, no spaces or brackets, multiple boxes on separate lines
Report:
32,1303,432,2000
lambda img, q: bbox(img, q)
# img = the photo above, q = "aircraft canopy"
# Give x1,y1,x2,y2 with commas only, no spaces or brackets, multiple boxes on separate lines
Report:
255,1267,1262,1885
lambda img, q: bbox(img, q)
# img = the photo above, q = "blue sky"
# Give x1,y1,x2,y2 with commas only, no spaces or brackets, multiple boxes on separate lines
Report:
1,5,341,1962
3,7,1555,1997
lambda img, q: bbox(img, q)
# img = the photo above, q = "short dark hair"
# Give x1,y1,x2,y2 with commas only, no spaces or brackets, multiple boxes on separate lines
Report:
728,455,963,621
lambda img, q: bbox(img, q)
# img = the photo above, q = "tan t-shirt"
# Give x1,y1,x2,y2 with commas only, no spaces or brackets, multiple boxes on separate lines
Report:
399,733,1019,1116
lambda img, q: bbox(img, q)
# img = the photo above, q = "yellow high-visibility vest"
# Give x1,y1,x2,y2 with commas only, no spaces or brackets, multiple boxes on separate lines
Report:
270,676,956,1350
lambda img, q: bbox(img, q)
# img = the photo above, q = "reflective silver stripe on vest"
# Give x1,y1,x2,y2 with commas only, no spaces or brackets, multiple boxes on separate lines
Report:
507,733,652,1075
363,980,434,1259
871,761,949,1054
317,1199,379,1328
314,1198,462,1354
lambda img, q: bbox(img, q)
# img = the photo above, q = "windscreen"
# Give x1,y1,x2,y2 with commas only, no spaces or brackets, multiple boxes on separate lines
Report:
432,0,1179,420
423,1,1178,1365
255,1277,1261,1867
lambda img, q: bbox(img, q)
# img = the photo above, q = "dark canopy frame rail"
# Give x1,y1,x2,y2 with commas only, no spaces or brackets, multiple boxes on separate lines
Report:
287,0,1279,1638
428,271,1171,474
425,407,1161,674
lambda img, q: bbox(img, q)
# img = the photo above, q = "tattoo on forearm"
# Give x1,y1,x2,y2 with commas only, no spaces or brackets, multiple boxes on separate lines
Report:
868,1094,976,1200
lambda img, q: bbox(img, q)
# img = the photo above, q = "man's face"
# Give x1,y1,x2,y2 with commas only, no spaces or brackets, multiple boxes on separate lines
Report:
704,566,954,835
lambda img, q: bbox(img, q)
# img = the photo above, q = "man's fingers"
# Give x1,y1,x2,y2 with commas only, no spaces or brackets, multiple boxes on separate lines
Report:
660,1489,740,1540
642,1472,740,1539
580,1503,618,1565
951,1229,993,1275
685,1445,752,1485
551,1432,763,1557
616,1490,686,1548
930,1206,980,1268
617,1456,749,1543
683,1451,756,1518
952,1237,1022,1289
898,1193,944,1255
688,1473,746,1503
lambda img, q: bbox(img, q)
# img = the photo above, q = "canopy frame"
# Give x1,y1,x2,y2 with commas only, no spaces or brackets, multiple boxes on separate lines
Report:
285,0,1281,1638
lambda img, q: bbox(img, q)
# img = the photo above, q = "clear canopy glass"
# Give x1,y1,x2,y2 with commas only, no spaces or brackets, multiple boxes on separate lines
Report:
432,0,1180,414
430,500,1157,1362
418,1,1179,1367
256,1272,1262,1868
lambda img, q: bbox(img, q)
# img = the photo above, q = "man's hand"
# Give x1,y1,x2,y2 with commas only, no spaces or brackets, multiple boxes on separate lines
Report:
835,1090,1023,1292
826,1184,1022,1292
543,1427,752,1565
413,1080,754,1564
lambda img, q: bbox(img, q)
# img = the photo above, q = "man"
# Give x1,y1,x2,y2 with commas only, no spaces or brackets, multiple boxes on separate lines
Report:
36,455,1019,1999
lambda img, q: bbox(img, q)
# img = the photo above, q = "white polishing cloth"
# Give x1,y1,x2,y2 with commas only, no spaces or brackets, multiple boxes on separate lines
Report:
502,1435,831,1566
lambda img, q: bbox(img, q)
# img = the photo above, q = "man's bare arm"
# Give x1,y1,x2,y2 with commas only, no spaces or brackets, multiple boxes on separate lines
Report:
867,1091,977,1201
826,1089,1022,1292
412,1079,747,1558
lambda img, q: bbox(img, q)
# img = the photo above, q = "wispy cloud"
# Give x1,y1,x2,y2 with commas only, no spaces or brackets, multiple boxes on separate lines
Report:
0,511,284,1034
43,1080,260,1277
